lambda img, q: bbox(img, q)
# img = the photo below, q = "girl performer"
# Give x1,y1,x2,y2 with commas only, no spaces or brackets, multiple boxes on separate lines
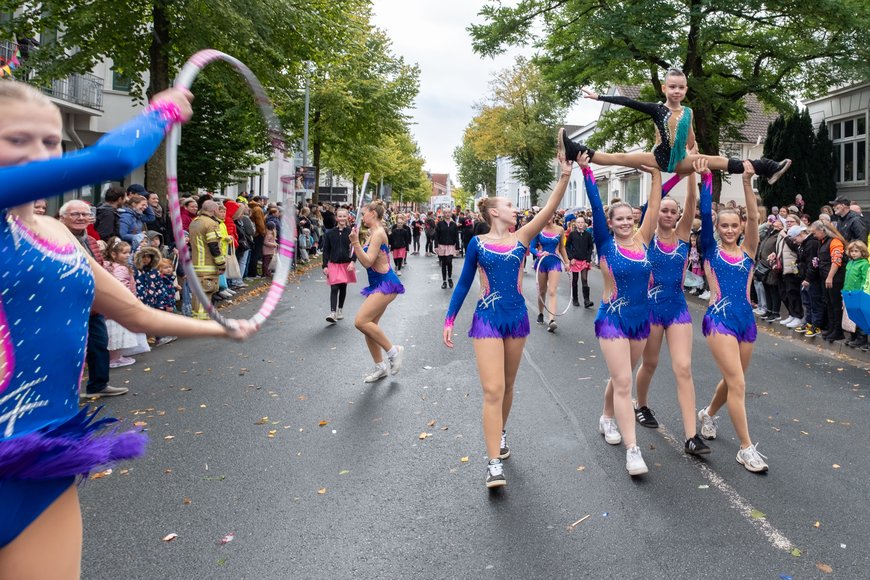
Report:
443,154,572,489
0,81,257,579
435,212,459,288
530,216,568,331
321,208,356,324
695,162,769,473
388,214,412,276
559,69,791,184
349,200,405,383
634,161,710,456
566,216,595,308
577,151,662,477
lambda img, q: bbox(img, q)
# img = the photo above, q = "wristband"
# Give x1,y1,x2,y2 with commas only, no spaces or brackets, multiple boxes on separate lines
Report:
147,100,185,128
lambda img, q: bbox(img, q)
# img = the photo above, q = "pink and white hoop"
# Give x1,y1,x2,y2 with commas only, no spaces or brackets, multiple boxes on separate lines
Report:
166,50,296,328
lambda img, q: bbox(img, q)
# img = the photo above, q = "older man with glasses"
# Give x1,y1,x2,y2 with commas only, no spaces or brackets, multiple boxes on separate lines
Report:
59,199,128,398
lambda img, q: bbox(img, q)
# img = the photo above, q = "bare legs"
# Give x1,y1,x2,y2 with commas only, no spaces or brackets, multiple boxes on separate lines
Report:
473,337,525,459
537,269,561,319
600,338,647,447
0,485,81,580
705,334,755,448
635,323,698,439
354,293,397,364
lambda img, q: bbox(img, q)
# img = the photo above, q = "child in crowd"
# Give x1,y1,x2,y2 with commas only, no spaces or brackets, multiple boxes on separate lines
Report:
157,258,180,313
134,247,176,346
105,238,151,366
686,233,704,295
844,241,869,348
263,221,278,275
298,227,312,263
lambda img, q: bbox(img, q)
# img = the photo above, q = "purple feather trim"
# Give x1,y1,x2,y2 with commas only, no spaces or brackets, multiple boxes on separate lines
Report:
360,280,405,296
649,305,692,328
0,407,147,480
535,258,563,273
594,317,650,340
702,315,757,343
469,315,530,339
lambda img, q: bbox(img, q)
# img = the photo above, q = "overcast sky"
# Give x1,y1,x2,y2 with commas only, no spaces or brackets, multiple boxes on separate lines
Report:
370,0,600,183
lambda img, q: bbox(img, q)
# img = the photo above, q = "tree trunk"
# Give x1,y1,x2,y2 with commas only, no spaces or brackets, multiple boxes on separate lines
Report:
145,1,171,199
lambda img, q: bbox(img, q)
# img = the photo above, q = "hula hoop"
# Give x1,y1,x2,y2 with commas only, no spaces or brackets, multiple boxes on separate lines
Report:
535,253,571,317
166,50,296,328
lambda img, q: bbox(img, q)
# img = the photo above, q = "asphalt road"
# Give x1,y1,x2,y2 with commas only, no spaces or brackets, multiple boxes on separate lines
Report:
80,252,869,580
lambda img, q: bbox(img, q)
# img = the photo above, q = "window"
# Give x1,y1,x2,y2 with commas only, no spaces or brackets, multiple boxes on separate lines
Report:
624,177,641,207
830,116,867,183
112,70,131,92
596,179,609,204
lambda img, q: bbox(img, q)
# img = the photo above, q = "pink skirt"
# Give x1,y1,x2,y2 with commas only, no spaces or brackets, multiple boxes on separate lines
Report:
327,262,357,285
392,247,407,259
570,260,591,272
435,244,456,257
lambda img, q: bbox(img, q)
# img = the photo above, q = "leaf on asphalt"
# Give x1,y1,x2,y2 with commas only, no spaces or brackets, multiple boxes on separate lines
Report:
790,547,802,557
460,457,469,463
164,435,175,441
800,431,809,435
194,431,204,436
813,521,821,528
826,419,835,423
254,417,269,425
90,469,112,480
816,563,833,574
418,432,429,440
339,470,350,475
183,497,192,505
268,430,277,438
218,533,235,546
423,365,432,370
832,464,841,469
164,469,172,474
440,425,449,431
162,533,178,542
179,387,191,392
200,404,207,408
297,394,308,401
318,420,329,427
317,488,327,495
698,485,709,489
133,421,147,428
577,465,586,472
143,367,151,372
426,419,436,427
119,468,130,476
204,475,225,481
750,509,766,520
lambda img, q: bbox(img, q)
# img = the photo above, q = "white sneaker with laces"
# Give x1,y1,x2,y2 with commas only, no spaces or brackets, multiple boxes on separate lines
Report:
753,307,766,316
786,317,803,329
364,365,388,383
625,446,649,476
326,312,337,323
736,443,769,473
698,407,718,440
598,416,622,445
336,309,344,320
388,345,405,375
779,316,794,326
699,290,711,300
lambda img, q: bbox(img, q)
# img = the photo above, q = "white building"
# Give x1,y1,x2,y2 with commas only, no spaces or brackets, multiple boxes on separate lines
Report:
804,82,869,209
495,156,531,209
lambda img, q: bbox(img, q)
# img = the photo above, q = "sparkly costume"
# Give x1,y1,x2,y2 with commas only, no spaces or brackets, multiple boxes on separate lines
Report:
699,173,757,343
530,231,564,272
598,95,691,172
0,105,176,547
583,167,652,340
360,244,405,296
445,236,530,339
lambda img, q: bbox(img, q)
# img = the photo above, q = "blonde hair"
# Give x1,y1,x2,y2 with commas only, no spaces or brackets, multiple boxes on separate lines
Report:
0,79,57,109
846,240,869,259
607,201,632,220
477,197,497,225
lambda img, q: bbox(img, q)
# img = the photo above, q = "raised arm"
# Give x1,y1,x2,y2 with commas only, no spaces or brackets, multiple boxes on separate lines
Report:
443,238,480,347
589,90,661,118
675,166,699,241
516,155,573,247
698,169,716,261
739,160,760,258
580,162,612,253
637,166,663,245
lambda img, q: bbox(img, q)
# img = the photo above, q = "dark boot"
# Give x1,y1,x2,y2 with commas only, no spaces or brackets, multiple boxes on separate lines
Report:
582,286,593,308
750,158,792,184
558,127,595,163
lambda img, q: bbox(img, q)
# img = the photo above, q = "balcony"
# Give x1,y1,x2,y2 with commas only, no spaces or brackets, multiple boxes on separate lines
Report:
43,73,104,111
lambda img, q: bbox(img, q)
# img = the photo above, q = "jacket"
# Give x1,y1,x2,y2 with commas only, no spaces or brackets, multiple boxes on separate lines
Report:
249,201,267,237
836,210,868,243
796,236,820,282
119,205,156,246
435,219,459,246
566,229,594,262
321,226,355,265
95,202,120,240
389,225,412,250
189,214,226,275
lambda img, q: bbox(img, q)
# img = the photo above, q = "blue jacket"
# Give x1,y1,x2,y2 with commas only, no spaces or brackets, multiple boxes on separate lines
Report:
119,205,155,246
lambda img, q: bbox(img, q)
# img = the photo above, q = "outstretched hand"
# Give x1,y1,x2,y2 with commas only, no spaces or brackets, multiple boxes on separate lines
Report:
576,152,591,168
581,88,599,100
557,152,573,175
693,158,710,175
224,318,259,341
443,326,454,348
151,87,194,123
741,159,755,180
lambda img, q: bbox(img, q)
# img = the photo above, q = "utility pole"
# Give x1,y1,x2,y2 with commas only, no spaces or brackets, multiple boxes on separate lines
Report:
302,66,310,167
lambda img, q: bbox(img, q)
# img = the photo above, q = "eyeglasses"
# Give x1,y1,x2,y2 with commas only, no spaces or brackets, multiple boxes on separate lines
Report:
65,212,91,218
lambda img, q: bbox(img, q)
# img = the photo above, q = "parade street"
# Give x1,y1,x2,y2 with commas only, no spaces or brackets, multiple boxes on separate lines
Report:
80,255,869,580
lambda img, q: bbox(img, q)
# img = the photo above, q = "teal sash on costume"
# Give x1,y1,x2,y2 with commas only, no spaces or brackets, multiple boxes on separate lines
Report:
666,106,692,172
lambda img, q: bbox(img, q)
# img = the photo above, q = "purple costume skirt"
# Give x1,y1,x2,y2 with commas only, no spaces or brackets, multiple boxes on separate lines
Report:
535,255,563,273
649,299,692,329
361,268,405,296
702,311,757,343
594,302,651,340
468,303,530,339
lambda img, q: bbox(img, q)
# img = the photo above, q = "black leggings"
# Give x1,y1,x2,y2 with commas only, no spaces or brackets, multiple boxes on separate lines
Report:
330,283,348,311
425,235,434,254
823,283,844,334
412,235,420,253
764,282,781,316
394,257,404,271
571,270,589,300
439,256,453,281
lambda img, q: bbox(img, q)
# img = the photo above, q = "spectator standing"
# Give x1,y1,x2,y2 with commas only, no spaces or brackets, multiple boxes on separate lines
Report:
424,212,436,256
831,197,868,243
188,200,227,319
774,213,803,328
388,214,412,275
843,241,869,348
411,212,423,254
792,225,824,337
119,193,156,249
180,197,198,232
247,196,267,276
566,216,595,307
104,238,150,366
235,204,255,281
95,185,125,240
812,220,846,342
322,208,356,323
435,213,460,288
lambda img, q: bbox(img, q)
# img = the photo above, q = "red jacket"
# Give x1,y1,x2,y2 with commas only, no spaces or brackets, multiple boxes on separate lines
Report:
223,200,240,247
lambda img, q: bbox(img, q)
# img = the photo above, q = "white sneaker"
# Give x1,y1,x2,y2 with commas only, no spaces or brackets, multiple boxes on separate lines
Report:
364,365,388,383
388,345,405,375
753,307,766,316
698,407,718,440
326,312,336,324
786,317,803,329
598,416,622,445
155,336,177,347
699,290,711,300
626,446,649,476
779,316,794,326
736,443,769,473
336,309,344,320
218,290,234,299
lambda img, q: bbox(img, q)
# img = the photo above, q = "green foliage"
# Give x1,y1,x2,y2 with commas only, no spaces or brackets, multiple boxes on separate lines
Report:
453,136,496,197
451,187,475,211
759,109,836,218
464,57,566,205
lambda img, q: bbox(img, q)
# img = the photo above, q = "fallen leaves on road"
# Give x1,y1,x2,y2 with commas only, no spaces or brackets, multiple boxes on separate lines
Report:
833,464,841,469
254,417,269,425
317,488,327,495
418,432,430,440
577,465,586,472
164,435,175,441
133,421,147,428
218,533,235,546
426,419,436,427
816,563,833,574
813,521,821,528
90,469,112,480
183,497,192,505
750,509,766,520
318,420,329,427
790,547,802,557
268,430,277,438
162,533,178,542
339,470,350,475
460,457,469,463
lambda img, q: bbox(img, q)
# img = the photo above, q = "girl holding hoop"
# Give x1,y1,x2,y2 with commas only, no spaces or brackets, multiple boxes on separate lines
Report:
634,161,710,456
530,216,568,331
443,153,572,489
349,200,406,383
695,161,769,473
559,69,791,184
0,81,257,579
577,147,662,477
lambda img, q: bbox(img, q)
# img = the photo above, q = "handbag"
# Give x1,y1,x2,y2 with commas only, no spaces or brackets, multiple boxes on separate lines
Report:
225,252,242,280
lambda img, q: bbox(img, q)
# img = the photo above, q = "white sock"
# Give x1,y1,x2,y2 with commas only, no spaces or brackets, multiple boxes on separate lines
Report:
377,361,388,371
387,346,398,358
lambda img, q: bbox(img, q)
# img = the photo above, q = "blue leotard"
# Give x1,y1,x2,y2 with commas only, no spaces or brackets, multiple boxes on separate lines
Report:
361,244,404,296
699,173,757,343
648,236,691,328
445,236,529,339
530,230,563,273
0,106,173,547
582,167,652,340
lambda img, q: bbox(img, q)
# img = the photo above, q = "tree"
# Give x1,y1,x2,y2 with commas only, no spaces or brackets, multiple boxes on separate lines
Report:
451,187,475,211
469,0,870,200
810,121,837,215
464,57,566,206
453,136,496,198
